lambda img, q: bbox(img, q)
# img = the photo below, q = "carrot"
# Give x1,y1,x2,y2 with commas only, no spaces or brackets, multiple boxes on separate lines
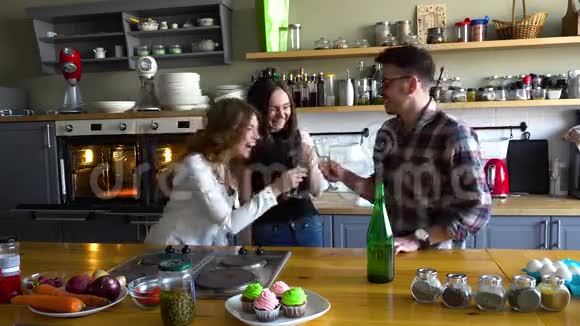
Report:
11,294,84,313
34,284,110,307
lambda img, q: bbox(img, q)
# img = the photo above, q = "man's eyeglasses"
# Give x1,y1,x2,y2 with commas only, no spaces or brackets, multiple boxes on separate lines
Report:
382,76,413,88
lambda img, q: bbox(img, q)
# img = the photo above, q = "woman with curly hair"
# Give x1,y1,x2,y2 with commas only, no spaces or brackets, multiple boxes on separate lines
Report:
146,98,306,246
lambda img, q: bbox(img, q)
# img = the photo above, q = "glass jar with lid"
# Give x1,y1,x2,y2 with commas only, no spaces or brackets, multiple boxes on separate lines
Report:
0,236,21,303
136,45,150,56
152,45,166,56
333,37,349,49
402,34,420,46
381,34,398,46
467,88,477,102
453,88,467,102
168,44,182,54
441,273,472,308
411,268,442,303
482,88,497,101
288,24,302,50
470,17,489,42
454,19,470,42
314,37,330,50
396,20,412,44
537,275,570,312
475,275,506,311
507,275,541,312
375,22,393,46
427,27,446,44
159,256,195,326
496,87,507,101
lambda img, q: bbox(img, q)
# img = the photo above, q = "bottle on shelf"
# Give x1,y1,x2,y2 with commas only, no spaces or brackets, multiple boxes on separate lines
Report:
301,70,310,107
309,74,318,107
288,73,296,101
367,182,394,284
293,74,303,107
317,72,325,107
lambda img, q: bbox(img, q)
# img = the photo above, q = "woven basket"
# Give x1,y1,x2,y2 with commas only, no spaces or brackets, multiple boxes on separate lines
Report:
492,0,548,39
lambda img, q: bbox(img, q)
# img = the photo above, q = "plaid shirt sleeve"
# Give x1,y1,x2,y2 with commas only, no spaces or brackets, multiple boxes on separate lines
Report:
442,125,492,241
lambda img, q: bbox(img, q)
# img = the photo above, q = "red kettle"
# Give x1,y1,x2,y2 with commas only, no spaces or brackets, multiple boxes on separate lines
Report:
484,159,509,198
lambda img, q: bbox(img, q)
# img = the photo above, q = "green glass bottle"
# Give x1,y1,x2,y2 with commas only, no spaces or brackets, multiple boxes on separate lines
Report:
367,182,394,283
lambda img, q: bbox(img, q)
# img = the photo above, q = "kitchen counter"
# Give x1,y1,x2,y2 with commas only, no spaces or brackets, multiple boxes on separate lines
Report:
0,111,206,122
314,192,580,216
2,242,579,325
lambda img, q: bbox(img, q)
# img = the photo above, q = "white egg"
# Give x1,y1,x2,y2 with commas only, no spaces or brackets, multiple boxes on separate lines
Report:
554,261,568,270
555,266,572,281
570,266,580,275
541,257,553,266
526,259,543,273
539,263,557,276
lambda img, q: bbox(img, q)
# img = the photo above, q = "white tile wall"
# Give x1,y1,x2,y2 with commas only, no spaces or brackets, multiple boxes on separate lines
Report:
298,106,579,179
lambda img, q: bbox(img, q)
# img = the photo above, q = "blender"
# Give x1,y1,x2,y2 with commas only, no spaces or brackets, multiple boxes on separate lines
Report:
134,56,160,111
60,48,84,113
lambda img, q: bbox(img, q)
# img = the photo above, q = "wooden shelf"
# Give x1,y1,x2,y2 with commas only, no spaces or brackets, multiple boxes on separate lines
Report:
42,57,129,65
247,36,580,60
39,32,125,43
127,26,221,37
131,51,224,60
296,99,580,113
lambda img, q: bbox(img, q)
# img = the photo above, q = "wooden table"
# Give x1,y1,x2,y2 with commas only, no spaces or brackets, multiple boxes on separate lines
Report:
1,243,578,326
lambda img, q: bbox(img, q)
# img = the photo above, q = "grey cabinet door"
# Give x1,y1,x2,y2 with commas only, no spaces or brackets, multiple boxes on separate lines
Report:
61,215,141,243
0,122,59,216
0,214,62,242
332,215,370,248
550,217,580,250
475,216,550,249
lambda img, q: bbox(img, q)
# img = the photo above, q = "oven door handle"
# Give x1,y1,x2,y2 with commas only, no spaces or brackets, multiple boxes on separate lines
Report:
33,216,88,222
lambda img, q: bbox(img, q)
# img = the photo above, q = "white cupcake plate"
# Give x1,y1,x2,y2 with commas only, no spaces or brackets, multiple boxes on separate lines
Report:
225,289,330,326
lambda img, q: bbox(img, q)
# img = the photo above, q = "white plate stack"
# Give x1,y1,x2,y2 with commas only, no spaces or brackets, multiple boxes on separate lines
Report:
214,85,246,102
158,73,209,111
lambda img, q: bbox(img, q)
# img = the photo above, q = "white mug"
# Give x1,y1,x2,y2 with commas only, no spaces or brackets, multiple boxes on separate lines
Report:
93,47,107,59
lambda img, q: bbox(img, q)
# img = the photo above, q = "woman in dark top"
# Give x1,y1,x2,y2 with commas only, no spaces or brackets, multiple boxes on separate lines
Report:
241,78,327,247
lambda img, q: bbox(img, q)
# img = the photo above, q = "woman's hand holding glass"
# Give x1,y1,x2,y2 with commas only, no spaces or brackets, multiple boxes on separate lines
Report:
270,167,308,197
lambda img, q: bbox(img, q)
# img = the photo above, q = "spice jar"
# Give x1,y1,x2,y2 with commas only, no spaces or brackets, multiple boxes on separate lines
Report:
411,268,442,303
168,44,182,54
482,88,497,101
470,17,488,42
136,45,150,56
475,275,506,312
159,256,195,326
0,236,21,303
537,275,570,312
381,34,398,46
441,273,472,308
507,275,541,312
152,45,166,56
453,88,467,102
467,88,477,102
427,27,446,44
333,37,349,49
314,37,330,50
454,19,470,42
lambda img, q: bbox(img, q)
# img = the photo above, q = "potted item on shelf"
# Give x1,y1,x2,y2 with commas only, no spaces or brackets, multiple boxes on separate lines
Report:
493,0,548,39
152,45,166,56
136,45,150,56
168,45,182,54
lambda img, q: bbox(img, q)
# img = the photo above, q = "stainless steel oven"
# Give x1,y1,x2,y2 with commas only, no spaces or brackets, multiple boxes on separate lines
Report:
18,116,202,213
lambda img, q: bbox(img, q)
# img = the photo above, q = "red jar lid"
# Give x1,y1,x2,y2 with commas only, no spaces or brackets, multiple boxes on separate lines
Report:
455,18,471,26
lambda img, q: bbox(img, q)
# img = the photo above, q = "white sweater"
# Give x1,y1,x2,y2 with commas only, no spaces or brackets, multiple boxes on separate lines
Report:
145,154,278,246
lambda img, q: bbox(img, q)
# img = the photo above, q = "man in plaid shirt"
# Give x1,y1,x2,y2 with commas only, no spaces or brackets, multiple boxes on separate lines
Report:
321,46,491,253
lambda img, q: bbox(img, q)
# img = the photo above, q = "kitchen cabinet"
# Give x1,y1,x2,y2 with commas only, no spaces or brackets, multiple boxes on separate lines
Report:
0,122,60,218
61,215,142,243
0,213,62,242
27,0,233,74
332,215,370,248
550,217,580,250
474,216,551,249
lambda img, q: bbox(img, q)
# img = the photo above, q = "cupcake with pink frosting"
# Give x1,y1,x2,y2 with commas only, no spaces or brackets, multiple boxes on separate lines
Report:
253,289,281,322
270,281,290,300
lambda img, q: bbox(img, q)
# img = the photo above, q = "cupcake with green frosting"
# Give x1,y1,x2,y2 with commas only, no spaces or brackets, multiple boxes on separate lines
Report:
281,287,308,318
241,283,263,313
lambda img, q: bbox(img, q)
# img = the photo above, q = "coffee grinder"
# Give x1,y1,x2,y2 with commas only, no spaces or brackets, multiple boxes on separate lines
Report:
60,48,84,113
134,56,160,111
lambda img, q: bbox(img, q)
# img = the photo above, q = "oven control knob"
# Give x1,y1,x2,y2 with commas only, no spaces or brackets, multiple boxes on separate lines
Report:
65,124,73,132
151,122,159,131
238,247,248,255
119,122,127,131
181,245,191,254
256,247,265,256
165,245,175,254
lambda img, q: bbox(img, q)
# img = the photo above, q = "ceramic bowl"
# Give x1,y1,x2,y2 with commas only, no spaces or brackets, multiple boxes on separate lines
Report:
547,89,562,100
197,18,215,26
138,20,159,31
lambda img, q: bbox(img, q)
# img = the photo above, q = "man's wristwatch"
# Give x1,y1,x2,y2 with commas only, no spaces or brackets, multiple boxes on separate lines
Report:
414,229,431,249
